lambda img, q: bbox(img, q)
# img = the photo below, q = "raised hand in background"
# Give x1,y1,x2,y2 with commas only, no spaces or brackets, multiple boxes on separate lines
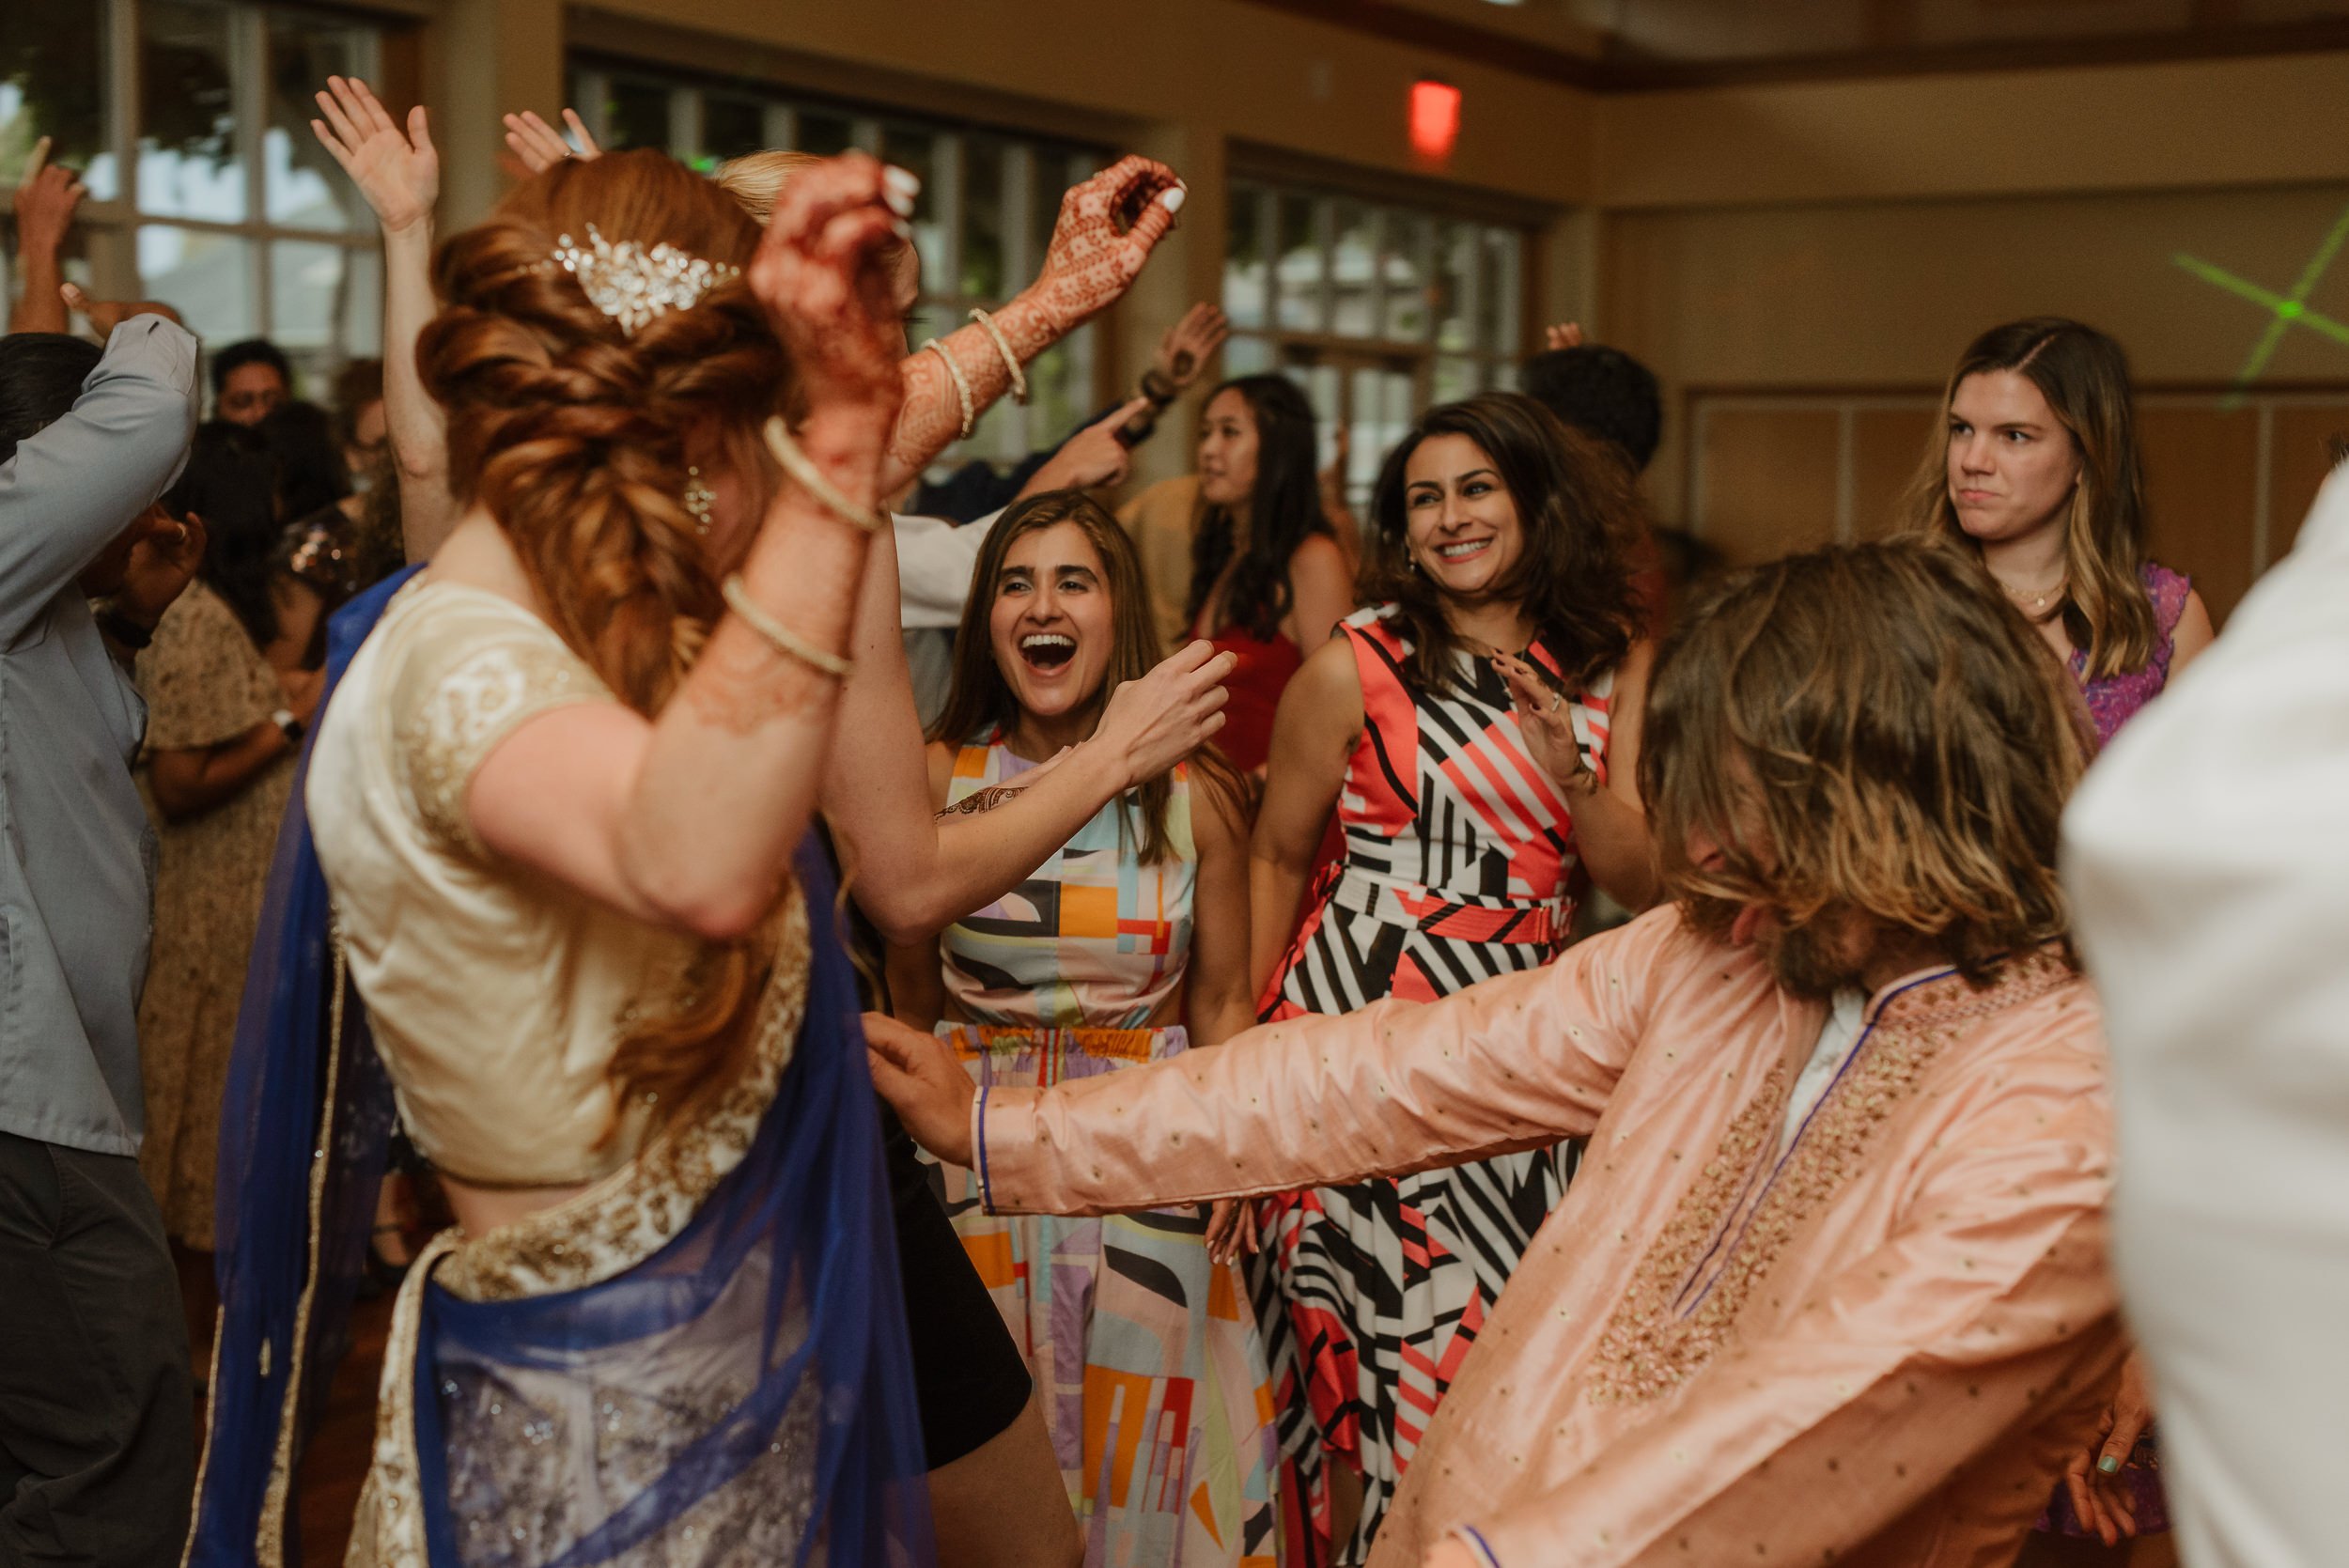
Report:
9,138,88,334
308,74,453,558
1152,302,1231,393
502,108,600,176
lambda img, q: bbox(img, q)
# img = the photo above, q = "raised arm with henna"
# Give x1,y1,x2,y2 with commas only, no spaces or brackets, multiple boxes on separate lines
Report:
879,156,1184,491
310,75,456,558
498,122,1182,497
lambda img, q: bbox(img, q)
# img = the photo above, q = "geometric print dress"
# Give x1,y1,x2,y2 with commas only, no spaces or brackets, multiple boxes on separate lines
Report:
928,734,1281,1568
1252,604,1613,1566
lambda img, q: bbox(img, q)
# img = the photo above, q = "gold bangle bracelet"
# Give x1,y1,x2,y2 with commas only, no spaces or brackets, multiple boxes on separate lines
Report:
922,338,976,438
760,416,888,536
967,307,1027,404
721,573,852,678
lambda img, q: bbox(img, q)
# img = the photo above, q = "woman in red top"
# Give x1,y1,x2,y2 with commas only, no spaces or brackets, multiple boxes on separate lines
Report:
1184,375,1354,771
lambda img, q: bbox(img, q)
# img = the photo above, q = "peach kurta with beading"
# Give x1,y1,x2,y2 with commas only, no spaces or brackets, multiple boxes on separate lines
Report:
974,908,2123,1568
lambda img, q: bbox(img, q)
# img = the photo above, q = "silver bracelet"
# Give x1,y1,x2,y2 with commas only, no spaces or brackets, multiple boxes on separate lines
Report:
721,573,853,678
760,416,889,535
922,338,976,439
967,307,1027,405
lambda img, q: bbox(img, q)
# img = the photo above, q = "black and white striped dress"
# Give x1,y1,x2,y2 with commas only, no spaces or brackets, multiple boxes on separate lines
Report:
1251,603,1612,1565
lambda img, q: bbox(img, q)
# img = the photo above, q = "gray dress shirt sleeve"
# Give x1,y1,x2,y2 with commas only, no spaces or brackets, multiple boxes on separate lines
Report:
0,316,200,644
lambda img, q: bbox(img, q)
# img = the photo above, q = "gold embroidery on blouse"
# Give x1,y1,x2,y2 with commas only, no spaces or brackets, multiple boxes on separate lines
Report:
432,883,813,1301
353,885,815,1560
397,636,604,854
1588,949,2077,1405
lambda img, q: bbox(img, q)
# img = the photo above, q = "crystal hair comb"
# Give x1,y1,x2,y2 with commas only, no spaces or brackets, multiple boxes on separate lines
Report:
550,224,740,335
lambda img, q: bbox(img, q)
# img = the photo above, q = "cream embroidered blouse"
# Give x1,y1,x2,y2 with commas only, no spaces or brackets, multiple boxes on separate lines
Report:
308,578,697,1188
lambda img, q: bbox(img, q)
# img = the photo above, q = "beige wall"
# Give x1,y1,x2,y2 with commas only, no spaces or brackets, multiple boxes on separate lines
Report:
1580,52,2349,605
385,3,2349,585
1596,49,2349,210
1604,180,2349,520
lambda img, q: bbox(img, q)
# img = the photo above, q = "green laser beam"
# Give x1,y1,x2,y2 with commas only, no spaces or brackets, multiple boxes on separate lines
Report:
2173,198,2349,409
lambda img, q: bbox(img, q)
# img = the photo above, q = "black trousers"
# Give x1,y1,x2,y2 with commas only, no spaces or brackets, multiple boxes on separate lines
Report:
0,1130,194,1567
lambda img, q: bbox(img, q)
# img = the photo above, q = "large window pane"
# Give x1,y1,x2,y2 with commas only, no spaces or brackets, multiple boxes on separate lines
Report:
1482,226,1521,355
140,0,243,224
959,134,1004,301
1432,354,1480,406
1027,333,1094,460
1435,222,1478,352
1382,210,1431,342
1,10,117,196
265,9,371,228
794,110,854,158
1275,194,1322,333
1224,184,1268,332
882,125,946,297
1222,334,1273,380
700,94,766,166
598,75,672,153
1330,201,1378,339
1348,364,1412,502
271,239,380,370
141,223,256,341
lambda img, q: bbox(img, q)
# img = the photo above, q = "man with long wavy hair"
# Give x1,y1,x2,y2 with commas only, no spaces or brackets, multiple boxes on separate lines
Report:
871,536,2123,1568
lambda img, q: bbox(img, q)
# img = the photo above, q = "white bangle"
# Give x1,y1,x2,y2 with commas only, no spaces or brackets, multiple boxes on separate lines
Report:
760,416,889,535
968,307,1027,404
721,574,852,678
922,338,976,439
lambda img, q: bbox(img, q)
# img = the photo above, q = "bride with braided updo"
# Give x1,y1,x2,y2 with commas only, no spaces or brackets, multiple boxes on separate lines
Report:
303,146,935,1565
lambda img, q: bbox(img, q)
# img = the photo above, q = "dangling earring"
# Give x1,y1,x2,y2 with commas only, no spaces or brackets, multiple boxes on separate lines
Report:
683,466,715,537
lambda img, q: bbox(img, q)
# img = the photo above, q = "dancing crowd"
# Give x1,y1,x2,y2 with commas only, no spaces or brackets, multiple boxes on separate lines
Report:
0,70,2339,1568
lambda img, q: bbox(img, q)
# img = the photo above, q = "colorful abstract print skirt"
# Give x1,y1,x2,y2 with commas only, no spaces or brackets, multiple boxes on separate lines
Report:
933,1022,1280,1568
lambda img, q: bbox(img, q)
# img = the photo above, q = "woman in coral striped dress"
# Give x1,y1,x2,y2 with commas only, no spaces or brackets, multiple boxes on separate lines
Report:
1247,393,1658,1564
888,490,1277,1567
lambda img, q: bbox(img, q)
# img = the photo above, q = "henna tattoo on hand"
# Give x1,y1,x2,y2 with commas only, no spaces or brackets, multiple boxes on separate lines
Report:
936,784,1024,819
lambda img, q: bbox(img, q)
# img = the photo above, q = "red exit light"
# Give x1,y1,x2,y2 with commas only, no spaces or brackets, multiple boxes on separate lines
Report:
1410,78,1461,162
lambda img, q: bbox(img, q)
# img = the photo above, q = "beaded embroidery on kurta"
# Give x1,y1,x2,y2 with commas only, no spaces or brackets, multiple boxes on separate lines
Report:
1588,949,2077,1405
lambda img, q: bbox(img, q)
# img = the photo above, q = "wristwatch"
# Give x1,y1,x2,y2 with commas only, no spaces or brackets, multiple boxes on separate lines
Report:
272,707,305,745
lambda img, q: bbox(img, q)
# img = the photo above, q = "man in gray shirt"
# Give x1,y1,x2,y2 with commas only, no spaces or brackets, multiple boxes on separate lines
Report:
0,303,207,1565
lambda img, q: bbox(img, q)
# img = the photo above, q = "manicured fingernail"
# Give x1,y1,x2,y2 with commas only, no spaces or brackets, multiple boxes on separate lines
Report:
891,217,914,242
1160,186,1186,214
883,164,921,207
883,186,914,219
2097,1455,2121,1475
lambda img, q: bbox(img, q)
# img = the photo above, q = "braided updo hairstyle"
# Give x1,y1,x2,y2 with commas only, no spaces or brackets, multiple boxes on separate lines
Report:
417,148,792,1123
418,148,785,718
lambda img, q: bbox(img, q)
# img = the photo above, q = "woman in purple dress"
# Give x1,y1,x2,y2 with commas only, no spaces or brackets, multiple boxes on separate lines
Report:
1903,316,2212,1567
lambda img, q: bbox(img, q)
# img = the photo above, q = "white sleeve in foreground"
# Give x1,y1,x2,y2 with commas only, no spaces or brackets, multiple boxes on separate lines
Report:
2061,463,2349,1568
894,507,1004,629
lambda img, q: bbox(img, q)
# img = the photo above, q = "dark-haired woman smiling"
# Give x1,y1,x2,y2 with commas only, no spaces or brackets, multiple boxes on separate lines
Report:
1247,392,1656,1563
1185,375,1354,771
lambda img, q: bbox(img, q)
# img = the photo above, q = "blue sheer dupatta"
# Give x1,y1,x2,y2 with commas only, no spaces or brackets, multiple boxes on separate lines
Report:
192,566,416,1568
192,567,931,1565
